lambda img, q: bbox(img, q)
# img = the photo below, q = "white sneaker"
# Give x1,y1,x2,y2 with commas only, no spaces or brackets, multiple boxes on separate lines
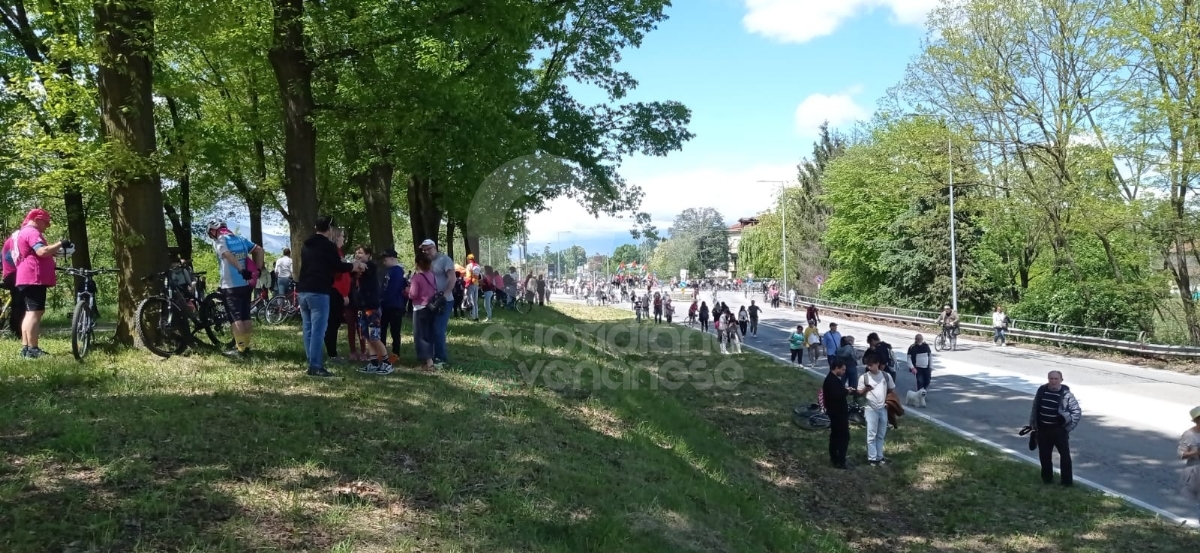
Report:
375,362,394,375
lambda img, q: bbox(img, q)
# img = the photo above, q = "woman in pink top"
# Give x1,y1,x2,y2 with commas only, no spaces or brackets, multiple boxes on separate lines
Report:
14,208,71,358
405,254,436,372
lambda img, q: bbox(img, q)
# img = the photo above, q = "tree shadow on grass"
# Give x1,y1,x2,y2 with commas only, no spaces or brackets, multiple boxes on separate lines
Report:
0,311,845,553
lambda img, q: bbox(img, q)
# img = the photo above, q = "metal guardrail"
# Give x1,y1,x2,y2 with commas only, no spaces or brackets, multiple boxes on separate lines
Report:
785,294,1200,358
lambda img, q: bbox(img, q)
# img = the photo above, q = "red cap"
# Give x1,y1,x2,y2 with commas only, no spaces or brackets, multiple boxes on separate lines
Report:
24,208,51,226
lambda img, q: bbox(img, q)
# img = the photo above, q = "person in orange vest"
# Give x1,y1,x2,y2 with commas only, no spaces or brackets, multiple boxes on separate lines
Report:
464,254,481,321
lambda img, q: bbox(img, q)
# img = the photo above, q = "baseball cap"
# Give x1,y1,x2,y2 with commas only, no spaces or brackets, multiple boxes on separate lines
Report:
381,249,398,259
420,239,436,248
24,208,51,225
1191,406,1200,421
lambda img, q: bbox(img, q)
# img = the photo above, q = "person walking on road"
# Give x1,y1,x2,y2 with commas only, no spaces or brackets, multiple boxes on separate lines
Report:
737,306,748,337
748,300,761,337
803,320,821,369
789,324,805,366
865,333,897,382
698,301,709,332
992,306,1009,346
1179,406,1200,522
908,334,933,393
858,352,896,466
823,359,852,470
1030,371,1082,486
837,335,859,390
822,323,842,369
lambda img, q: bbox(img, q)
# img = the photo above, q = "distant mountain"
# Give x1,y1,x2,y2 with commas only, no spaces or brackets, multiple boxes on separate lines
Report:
260,232,289,254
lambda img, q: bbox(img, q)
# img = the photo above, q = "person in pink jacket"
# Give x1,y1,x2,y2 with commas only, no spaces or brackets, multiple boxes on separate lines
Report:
14,209,71,359
405,254,437,372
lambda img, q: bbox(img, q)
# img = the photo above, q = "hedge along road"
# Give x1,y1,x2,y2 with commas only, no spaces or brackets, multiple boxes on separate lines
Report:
556,289,1200,527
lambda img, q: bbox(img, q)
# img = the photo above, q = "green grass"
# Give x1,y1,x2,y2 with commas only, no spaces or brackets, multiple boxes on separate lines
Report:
0,304,1194,552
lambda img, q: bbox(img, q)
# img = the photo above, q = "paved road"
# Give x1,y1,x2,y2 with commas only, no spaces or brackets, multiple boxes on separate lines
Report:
560,290,1200,525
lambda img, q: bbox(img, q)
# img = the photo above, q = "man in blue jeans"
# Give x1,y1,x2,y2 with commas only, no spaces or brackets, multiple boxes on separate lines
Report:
297,216,357,377
420,238,456,368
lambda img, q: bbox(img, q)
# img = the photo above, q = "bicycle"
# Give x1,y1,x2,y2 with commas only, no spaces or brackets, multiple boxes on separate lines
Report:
934,325,958,352
263,283,299,325
134,265,231,358
56,266,118,361
512,286,533,314
791,399,868,430
249,286,271,324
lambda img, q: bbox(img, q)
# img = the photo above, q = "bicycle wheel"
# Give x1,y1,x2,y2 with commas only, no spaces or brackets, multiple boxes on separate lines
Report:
251,299,265,324
70,301,91,361
514,298,531,314
135,297,186,358
201,293,233,347
933,334,947,352
263,295,290,325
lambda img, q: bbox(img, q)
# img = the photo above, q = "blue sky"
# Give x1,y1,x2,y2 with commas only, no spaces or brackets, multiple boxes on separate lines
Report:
523,0,936,257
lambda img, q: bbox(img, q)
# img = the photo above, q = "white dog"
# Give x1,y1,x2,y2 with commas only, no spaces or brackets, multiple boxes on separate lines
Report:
906,388,927,408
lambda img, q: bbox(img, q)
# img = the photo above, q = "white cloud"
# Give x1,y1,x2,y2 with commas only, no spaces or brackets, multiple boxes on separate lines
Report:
742,0,938,43
794,87,869,135
523,162,798,245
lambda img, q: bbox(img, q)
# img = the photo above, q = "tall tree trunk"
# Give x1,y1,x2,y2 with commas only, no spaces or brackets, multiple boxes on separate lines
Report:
163,96,192,259
461,219,480,259
445,218,456,261
247,194,264,248
94,0,170,344
268,0,317,274
406,174,442,256
63,187,91,274
362,162,394,253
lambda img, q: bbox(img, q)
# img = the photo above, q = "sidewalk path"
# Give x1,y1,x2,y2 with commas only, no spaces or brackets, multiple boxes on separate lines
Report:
556,291,1200,526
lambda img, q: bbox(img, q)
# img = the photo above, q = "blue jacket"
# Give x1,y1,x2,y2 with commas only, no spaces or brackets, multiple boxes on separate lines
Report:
382,265,407,309
822,330,842,356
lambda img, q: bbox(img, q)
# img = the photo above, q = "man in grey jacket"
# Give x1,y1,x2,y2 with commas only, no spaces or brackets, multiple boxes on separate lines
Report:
1029,370,1082,486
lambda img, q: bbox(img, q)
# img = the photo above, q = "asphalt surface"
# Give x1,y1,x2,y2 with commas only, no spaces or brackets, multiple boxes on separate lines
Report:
558,289,1200,525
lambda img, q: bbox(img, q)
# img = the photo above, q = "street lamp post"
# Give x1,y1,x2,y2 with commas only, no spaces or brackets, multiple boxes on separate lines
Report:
758,180,789,297
557,231,570,281
902,113,959,312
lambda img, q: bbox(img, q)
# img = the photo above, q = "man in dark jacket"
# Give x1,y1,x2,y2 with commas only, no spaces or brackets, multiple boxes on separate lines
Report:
379,249,407,359
1029,370,1082,486
823,359,853,469
866,332,897,382
298,216,357,377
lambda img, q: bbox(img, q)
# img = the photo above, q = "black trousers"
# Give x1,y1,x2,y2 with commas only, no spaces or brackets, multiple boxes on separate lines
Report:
749,318,757,335
914,367,932,390
739,320,747,335
790,348,802,364
381,306,404,355
324,291,344,356
6,286,25,338
829,417,850,466
1036,425,1072,485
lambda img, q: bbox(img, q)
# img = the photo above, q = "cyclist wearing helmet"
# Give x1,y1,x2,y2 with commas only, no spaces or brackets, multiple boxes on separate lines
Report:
935,305,960,338
207,219,264,358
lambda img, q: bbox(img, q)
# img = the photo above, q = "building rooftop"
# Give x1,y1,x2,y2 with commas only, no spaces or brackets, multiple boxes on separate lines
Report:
728,217,760,232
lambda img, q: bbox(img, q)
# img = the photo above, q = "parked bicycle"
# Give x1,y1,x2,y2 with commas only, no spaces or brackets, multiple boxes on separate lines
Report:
263,283,299,325
134,264,231,358
56,266,118,361
249,286,271,324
